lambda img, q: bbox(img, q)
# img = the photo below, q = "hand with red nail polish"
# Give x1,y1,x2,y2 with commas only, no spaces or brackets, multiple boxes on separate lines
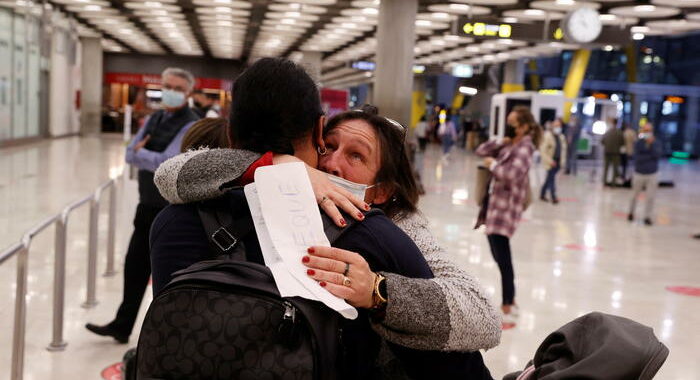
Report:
304,165,368,227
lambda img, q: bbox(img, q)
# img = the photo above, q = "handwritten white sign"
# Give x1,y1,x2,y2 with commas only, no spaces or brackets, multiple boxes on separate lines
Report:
246,162,358,319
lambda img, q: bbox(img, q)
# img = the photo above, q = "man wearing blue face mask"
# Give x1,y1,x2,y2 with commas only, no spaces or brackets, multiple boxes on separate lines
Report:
86,67,200,343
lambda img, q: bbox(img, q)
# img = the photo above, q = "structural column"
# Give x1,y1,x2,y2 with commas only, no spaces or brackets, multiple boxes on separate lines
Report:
297,51,323,84
79,36,103,136
374,0,418,127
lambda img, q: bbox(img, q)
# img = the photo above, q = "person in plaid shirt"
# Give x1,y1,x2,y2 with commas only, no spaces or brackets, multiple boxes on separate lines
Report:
476,106,542,326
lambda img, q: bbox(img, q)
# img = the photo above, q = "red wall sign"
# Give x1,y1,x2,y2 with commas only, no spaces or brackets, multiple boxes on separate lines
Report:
320,88,349,118
105,72,232,91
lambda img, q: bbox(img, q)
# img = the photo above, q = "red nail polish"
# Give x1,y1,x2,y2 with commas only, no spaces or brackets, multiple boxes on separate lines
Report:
320,281,327,287
302,256,310,263
340,218,347,226
307,269,315,276
307,247,315,254
364,204,370,210
357,212,364,219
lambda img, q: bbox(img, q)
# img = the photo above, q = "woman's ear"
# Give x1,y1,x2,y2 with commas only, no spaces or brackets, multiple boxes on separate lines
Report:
368,183,392,206
314,115,326,150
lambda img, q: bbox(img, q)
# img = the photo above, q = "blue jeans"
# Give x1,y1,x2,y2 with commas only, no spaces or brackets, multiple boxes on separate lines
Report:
540,166,559,200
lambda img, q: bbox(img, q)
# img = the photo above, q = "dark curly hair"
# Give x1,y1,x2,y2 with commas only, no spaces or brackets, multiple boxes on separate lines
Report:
228,58,324,154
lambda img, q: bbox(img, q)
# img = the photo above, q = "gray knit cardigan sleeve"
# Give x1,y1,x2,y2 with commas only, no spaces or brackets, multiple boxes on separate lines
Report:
154,148,501,352
373,213,502,352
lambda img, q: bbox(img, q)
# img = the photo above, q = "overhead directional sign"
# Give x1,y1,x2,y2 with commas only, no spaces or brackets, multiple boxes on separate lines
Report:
459,17,631,45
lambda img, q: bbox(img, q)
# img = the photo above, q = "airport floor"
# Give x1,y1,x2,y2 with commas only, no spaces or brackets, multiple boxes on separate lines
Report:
0,136,698,380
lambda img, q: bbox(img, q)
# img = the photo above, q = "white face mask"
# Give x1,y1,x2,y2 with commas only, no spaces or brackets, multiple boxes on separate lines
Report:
326,174,377,202
553,127,562,135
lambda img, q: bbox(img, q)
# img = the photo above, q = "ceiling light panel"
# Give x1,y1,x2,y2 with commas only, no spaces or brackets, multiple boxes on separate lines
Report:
49,0,165,54
195,1,251,59
119,0,203,56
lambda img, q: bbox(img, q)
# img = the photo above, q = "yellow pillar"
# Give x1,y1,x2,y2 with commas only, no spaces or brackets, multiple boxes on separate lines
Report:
528,60,540,91
563,49,591,122
501,83,524,93
411,90,426,129
624,44,637,83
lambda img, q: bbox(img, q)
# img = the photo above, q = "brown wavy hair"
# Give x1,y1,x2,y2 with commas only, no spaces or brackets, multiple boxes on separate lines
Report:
180,117,229,152
511,105,543,147
324,105,418,221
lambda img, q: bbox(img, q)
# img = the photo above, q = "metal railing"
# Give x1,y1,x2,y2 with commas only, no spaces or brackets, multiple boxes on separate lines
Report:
0,174,122,380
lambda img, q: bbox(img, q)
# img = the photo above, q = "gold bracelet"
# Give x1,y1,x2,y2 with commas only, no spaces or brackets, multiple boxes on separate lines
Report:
372,273,387,308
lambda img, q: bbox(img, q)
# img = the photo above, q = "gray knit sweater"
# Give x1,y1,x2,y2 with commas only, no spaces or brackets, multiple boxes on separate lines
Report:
154,148,501,352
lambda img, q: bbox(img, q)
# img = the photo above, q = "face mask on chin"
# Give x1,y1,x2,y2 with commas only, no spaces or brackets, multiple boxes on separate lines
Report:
161,89,186,108
553,127,562,135
326,174,378,203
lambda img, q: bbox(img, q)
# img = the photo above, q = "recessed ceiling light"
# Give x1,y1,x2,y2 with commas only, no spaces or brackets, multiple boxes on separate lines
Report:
634,5,655,12
285,11,301,17
145,2,162,8
524,9,545,16
416,20,432,27
599,14,616,21
449,4,470,11
362,8,378,15
432,12,450,19
503,17,518,23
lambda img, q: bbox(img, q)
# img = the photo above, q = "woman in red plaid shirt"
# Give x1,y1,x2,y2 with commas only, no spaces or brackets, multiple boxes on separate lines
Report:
476,106,542,326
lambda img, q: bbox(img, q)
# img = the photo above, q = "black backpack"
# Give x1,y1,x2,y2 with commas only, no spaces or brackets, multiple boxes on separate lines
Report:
135,194,379,380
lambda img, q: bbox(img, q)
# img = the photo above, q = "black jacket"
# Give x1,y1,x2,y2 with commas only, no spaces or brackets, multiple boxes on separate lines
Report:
504,312,669,380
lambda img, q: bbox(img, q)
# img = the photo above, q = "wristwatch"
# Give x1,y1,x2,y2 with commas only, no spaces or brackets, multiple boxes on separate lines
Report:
370,273,388,321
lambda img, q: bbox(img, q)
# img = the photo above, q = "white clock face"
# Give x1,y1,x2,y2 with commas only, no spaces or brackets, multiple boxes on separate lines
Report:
564,8,602,44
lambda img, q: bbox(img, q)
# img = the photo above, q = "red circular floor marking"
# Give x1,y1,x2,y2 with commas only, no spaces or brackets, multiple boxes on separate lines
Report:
562,243,601,251
101,363,122,380
666,286,700,297
502,322,516,330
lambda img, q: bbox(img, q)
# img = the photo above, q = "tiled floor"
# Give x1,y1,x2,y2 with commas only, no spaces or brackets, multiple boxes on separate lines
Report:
1,137,698,379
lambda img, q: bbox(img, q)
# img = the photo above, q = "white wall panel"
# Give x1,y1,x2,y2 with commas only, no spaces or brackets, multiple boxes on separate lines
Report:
0,8,13,141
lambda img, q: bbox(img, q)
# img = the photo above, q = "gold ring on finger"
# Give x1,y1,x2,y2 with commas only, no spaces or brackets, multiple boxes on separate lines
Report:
320,196,330,205
342,276,351,287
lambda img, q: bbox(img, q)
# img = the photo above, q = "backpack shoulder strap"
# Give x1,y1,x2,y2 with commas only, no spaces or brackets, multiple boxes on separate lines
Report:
197,195,253,258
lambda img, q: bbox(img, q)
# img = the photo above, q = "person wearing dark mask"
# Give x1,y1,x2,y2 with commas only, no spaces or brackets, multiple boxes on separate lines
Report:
476,106,542,327
192,89,220,118
85,67,200,343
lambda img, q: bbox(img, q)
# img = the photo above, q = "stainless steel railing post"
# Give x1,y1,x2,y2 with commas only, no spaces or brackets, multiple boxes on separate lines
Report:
47,213,68,352
6,242,26,380
9,215,57,380
11,244,29,380
104,180,117,277
82,187,103,308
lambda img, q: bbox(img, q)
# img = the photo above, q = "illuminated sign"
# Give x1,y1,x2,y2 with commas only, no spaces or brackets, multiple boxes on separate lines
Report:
591,92,609,99
463,22,511,38
412,65,426,74
459,18,630,44
666,96,684,104
538,89,562,95
451,64,473,78
351,61,376,71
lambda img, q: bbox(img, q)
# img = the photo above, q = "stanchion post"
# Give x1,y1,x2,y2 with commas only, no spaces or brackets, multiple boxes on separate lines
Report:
83,188,102,308
10,245,28,380
104,180,117,277
47,215,68,351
